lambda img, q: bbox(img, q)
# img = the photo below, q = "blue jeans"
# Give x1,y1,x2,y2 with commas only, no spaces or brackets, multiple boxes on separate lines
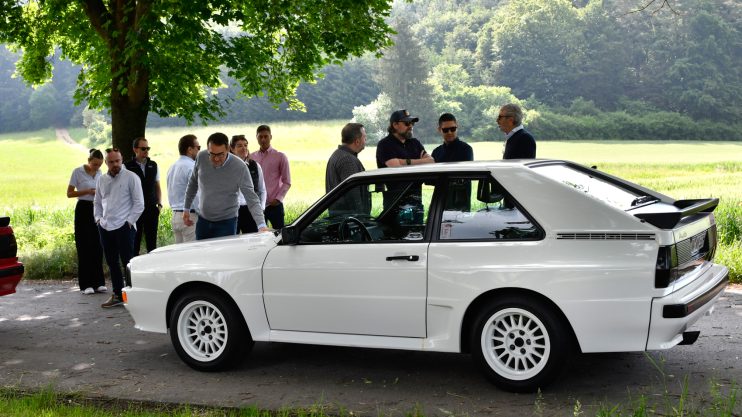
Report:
196,217,238,240
264,202,285,229
98,223,135,296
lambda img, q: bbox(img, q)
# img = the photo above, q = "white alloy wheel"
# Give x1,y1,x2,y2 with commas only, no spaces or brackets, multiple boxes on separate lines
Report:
480,307,551,381
177,300,229,362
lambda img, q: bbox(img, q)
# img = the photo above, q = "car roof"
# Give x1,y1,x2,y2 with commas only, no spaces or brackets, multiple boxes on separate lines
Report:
349,159,555,178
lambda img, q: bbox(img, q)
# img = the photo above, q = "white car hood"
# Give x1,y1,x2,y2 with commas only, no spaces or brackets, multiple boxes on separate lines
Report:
129,232,280,273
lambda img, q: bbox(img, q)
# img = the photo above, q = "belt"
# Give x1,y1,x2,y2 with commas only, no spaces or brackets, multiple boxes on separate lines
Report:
173,209,196,213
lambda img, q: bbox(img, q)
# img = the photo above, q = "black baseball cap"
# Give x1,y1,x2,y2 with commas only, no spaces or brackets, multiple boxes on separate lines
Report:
390,109,419,124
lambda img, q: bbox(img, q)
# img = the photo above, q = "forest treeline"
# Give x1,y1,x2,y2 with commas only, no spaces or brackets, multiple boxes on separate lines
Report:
1,0,740,143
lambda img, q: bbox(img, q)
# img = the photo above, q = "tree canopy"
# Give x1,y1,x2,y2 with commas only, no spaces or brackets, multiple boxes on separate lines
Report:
0,0,396,159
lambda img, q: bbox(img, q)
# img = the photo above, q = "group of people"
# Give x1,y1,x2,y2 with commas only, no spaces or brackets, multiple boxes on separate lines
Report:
67,126,291,308
67,103,535,309
325,102,536,191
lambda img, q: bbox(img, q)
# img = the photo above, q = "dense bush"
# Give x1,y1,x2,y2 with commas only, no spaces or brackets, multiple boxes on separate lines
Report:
528,109,742,141
10,201,742,283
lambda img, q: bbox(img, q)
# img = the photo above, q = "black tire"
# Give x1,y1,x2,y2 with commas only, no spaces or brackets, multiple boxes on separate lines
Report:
471,296,570,392
169,290,253,371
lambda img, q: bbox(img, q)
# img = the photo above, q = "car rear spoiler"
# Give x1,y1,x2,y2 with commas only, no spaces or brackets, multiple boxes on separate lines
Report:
634,198,719,229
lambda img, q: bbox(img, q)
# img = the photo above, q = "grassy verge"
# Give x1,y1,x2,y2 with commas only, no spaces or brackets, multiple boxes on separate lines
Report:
1,377,738,417
12,195,741,283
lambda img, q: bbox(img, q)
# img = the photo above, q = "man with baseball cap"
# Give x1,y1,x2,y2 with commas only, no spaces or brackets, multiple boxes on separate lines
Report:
375,109,434,169
375,109,434,213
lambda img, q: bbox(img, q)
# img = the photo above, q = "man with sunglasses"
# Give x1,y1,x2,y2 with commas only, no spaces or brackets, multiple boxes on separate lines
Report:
376,110,434,213
183,132,269,240
166,134,200,243
431,113,474,163
375,109,434,169
125,137,162,254
498,103,536,160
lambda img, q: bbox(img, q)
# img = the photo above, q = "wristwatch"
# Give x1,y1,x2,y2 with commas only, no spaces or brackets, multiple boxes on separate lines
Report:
406,158,411,165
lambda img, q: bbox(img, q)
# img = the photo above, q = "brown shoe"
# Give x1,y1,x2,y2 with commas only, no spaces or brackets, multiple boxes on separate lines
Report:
101,294,124,308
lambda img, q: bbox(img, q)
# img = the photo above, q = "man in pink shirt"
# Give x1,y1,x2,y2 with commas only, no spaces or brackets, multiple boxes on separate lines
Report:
251,125,291,229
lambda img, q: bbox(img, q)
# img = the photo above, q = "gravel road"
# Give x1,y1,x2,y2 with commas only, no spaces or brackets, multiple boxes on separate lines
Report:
1,281,740,416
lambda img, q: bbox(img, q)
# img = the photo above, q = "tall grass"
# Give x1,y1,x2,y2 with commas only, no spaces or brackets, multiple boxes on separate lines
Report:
2,125,740,282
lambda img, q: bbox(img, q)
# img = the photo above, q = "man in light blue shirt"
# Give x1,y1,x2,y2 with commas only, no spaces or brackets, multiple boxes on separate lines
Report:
167,134,200,243
94,148,144,308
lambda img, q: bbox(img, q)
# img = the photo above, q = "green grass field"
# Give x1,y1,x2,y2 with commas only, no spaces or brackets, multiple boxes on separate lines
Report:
1,122,740,282
3,122,742,207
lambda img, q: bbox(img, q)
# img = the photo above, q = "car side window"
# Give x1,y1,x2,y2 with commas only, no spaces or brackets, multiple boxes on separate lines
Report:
299,177,436,244
439,177,540,241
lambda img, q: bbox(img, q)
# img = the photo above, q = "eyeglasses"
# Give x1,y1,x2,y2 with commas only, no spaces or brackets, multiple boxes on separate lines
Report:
137,147,151,151
105,147,120,154
209,152,227,159
497,115,513,120
397,121,413,127
441,126,457,133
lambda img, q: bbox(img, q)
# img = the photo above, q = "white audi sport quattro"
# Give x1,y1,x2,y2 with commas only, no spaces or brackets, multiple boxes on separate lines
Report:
124,160,728,392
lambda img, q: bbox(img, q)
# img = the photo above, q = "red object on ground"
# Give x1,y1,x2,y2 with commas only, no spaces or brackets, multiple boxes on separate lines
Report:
0,217,24,296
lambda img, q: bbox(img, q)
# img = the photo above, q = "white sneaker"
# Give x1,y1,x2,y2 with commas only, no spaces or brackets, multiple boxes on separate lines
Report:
96,286,108,293
82,287,95,295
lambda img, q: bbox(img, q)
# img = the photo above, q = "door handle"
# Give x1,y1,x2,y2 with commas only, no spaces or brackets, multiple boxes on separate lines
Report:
386,255,420,262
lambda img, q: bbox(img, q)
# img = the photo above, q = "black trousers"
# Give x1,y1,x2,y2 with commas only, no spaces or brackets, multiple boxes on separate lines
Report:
134,205,159,254
74,200,105,290
237,205,258,234
264,202,285,230
99,224,135,296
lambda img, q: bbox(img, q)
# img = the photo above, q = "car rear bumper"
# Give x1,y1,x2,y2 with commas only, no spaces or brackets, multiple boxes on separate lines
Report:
646,263,728,350
0,261,24,296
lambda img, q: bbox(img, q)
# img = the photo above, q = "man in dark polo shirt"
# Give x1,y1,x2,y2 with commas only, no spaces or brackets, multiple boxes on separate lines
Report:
375,110,434,213
432,113,474,211
375,109,434,169
124,137,162,254
431,113,474,163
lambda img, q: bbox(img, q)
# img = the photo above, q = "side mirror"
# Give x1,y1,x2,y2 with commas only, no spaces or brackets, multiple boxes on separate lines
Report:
281,225,299,245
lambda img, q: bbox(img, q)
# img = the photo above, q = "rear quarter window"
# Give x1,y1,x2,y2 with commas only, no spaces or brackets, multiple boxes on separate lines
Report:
531,164,641,210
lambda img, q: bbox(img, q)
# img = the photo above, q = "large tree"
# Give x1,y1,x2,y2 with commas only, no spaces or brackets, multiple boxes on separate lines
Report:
0,0,394,160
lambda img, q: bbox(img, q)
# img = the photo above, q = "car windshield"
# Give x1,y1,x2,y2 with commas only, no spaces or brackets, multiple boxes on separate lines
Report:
532,164,645,210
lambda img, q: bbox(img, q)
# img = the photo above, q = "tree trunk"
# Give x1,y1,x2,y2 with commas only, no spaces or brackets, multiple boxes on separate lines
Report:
111,93,148,162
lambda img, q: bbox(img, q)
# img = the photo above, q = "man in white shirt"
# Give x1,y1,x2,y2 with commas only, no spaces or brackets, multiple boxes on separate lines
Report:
94,148,144,308
167,134,200,243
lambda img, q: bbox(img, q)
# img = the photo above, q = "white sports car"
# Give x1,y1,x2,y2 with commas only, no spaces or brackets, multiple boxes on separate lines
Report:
124,160,728,392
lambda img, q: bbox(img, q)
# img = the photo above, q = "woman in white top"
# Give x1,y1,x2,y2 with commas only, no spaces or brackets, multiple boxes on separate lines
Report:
230,135,267,234
67,149,106,294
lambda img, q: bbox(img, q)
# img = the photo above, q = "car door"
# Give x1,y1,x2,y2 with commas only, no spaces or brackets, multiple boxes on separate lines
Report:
262,175,439,338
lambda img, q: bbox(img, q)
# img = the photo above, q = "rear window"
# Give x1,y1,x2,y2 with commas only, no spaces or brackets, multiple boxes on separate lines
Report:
531,164,641,210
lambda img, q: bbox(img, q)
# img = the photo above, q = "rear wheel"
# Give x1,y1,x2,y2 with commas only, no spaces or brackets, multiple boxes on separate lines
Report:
471,297,570,392
169,290,253,371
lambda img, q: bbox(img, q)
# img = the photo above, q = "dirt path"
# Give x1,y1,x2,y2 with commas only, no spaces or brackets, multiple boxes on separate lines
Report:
55,128,87,152
0,281,740,416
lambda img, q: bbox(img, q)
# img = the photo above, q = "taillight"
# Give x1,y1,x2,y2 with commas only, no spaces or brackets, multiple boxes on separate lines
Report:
655,244,678,288
656,226,716,288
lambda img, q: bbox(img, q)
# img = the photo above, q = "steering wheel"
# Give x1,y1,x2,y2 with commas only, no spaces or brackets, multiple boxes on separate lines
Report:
338,217,373,242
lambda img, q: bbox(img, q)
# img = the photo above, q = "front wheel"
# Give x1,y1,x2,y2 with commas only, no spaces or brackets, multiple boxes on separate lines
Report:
169,290,253,371
471,297,570,392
